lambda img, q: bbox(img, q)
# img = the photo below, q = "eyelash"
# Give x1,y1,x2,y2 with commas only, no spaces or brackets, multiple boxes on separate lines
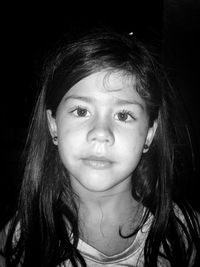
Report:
70,106,90,117
116,109,136,122
69,106,136,122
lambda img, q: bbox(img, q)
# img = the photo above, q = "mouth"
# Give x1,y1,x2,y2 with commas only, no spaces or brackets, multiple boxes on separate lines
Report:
82,156,113,170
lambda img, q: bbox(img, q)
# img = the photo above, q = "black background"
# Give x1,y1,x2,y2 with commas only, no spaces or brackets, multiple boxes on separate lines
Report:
1,1,200,216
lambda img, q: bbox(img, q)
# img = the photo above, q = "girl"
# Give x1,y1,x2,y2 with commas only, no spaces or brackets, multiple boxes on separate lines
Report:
0,28,200,266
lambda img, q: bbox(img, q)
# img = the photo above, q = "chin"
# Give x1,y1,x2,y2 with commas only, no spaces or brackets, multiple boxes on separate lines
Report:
82,179,115,192
69,167,132,193
71,174,117,192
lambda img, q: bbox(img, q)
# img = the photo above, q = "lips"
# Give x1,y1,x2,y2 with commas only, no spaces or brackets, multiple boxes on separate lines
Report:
82,155,113,169
83,155,112,161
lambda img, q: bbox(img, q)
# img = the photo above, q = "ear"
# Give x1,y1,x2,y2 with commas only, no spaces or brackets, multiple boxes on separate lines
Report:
46,109,58,145
143,120,158,153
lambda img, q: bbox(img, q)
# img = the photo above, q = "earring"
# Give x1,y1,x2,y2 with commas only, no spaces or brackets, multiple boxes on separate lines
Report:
52,136,58,144
143,144,149,153
144,144,149,150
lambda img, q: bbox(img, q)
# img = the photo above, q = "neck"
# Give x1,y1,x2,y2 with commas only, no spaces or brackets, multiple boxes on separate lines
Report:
73,179,141,227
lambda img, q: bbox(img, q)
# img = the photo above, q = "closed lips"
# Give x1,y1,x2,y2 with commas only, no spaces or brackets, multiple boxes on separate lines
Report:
82,156,112,162
81,156,114,169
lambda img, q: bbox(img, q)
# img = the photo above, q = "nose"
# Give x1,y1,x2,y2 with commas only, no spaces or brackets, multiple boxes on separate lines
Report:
87,119,115,146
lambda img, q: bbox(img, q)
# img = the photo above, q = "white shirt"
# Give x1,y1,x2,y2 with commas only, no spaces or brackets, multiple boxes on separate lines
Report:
61,215,170,267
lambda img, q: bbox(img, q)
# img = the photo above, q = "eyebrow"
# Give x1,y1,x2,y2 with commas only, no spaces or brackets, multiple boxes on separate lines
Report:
64,95,144,110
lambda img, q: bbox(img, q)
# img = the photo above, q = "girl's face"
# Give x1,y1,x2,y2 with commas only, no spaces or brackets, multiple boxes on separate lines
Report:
47,71,157,194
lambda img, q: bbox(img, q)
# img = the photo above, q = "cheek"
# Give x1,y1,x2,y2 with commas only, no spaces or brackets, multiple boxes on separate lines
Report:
57,123,84,162
121,124,147,149
57,116,84,142
117,126,147,166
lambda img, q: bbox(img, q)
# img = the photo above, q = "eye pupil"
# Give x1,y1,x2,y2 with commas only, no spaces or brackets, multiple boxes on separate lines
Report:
118,112,128,121
77,108,87,117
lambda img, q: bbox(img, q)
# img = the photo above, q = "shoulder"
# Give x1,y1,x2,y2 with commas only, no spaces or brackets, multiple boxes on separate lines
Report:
0,222,10,267
0,218,21,267
172,202,200,242
173,202,200,228
0,254,6,267
0,221,11,250
173,202,200,266
0,218,21,251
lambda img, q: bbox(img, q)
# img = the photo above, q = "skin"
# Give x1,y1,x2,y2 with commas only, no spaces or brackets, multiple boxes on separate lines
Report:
47,70,157,254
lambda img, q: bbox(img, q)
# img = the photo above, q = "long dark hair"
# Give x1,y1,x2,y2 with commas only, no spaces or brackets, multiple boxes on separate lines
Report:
1,28,200,266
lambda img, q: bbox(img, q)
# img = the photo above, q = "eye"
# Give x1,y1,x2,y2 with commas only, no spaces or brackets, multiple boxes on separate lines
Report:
70,106,90,117
115,110,135,122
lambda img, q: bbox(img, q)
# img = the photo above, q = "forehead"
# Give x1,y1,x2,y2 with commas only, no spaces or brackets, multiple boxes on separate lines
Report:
63,70,143,103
